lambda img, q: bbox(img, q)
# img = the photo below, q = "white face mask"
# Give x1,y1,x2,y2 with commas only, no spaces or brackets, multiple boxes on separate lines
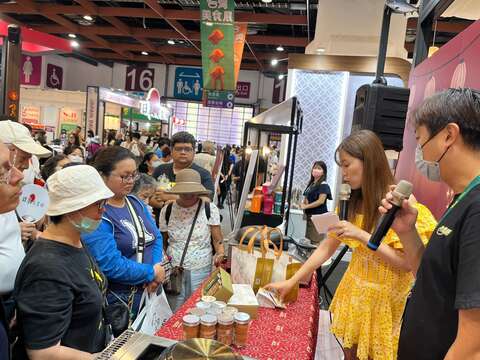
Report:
151,160,162,168
68,155,84,163
415,144,441,182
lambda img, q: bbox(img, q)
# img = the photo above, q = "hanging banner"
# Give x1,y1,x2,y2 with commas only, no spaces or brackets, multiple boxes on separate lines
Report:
234,23,247,85
200,0,235,108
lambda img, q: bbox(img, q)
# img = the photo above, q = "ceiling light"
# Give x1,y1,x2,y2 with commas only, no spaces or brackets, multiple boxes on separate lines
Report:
141,51,149,55
316,47,326,53
262,0,272,3
83,15,93,21
271,59,279,66
68,33,76,38
278,74,285,80
168,40,175,45
70,40,80,48
276,46,284,52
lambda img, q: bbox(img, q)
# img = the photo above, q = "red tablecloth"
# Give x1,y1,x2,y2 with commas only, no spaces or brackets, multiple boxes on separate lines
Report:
156,274,319,360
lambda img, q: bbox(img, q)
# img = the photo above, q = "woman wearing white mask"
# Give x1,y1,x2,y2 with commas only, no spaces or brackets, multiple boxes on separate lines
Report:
64,145,85,163
14,165,114,359
139,152,162,177
382,88,480,360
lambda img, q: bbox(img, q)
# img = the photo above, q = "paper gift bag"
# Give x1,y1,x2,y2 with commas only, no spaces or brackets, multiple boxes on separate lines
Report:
131,287,173,335
231,226,301,298
231,226,274,293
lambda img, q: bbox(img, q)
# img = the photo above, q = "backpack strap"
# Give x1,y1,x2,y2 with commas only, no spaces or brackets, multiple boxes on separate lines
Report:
165,202,173,226
205,201,211,221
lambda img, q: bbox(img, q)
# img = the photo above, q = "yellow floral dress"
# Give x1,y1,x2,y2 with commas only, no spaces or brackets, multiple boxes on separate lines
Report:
329,203,437,360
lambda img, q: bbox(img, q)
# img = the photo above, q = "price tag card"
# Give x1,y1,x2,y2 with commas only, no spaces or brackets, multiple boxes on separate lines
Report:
311,212,340,234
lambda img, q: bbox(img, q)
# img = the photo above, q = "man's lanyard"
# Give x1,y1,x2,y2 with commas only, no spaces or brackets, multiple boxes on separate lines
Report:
438,175,480,224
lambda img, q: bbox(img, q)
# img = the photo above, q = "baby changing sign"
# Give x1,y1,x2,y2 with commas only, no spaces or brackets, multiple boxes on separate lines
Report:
16,184,49,223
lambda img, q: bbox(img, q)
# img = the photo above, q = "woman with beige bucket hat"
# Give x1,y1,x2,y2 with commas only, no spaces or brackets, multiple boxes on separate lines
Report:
160,168,226,311
14,165,114,359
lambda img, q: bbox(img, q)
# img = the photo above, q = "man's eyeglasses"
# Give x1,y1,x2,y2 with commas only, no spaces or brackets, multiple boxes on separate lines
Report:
173,146,193,153
113,172,140,183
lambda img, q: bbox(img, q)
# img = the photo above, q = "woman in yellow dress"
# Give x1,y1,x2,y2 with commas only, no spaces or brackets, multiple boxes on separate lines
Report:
266,130,437,360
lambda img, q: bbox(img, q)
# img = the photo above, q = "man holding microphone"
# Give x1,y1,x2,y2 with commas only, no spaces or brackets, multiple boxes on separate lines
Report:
380,88,480,359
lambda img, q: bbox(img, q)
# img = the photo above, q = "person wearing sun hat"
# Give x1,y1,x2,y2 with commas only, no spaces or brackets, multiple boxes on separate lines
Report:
0,120,52,346
159,168,225,311
13,165,113,359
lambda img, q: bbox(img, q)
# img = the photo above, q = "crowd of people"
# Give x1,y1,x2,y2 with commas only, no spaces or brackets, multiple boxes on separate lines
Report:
0,121,252,359
0,88,480,360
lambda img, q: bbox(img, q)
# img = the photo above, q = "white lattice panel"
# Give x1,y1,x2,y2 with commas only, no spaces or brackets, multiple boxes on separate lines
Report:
289,70,349,207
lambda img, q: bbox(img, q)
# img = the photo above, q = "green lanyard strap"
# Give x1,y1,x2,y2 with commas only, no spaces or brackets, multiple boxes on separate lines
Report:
439,175,480,224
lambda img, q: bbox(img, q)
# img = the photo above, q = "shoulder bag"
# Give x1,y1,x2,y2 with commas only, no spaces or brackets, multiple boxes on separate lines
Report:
164,201,202,295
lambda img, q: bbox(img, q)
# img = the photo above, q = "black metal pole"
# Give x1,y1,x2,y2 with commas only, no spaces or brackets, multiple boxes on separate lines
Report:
374,5,392,84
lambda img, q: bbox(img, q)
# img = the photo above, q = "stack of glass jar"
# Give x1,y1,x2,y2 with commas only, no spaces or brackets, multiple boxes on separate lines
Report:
182,296,251,348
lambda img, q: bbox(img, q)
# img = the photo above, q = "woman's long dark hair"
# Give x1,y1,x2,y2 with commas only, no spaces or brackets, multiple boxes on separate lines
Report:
305,161,327,190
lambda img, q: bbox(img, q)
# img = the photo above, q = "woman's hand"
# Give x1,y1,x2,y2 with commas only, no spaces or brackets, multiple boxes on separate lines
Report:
145,281,159,294
379,186,418,235
265,279,295,302
213,253,226,267
299,203,307,210
153,263,166,284
328,221,369,243
20,222,37,241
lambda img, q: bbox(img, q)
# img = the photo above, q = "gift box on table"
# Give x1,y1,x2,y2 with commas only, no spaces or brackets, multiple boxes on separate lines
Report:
202,267,233,303
227,284,259,319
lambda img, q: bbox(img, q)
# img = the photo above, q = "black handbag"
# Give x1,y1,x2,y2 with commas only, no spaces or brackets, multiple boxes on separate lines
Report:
101,198,148,337
164,201,202,296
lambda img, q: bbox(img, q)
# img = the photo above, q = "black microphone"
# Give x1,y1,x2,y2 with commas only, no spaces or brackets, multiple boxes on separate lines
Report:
367,180,413,251
338,183,351,221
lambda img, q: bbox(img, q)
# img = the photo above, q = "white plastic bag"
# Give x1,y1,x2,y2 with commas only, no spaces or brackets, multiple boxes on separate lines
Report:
131,287,173,335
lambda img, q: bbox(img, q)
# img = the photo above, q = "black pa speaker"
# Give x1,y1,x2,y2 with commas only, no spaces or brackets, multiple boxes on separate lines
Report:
352,83,410,151
7,24,20,44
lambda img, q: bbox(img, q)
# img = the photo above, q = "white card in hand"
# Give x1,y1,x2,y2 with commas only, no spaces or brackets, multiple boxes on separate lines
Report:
311,212,340,234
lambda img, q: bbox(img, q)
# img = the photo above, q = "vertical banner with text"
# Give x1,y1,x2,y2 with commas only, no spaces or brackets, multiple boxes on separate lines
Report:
234,23,247,85
200,0,235,108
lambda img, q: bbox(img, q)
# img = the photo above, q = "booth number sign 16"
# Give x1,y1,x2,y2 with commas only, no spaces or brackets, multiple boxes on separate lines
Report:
125,66,155,92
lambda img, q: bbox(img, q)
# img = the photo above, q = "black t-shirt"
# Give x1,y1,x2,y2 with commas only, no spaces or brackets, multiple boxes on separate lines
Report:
398,185,480,360
14,239,107,354
303,182,332,215
153,162,214,199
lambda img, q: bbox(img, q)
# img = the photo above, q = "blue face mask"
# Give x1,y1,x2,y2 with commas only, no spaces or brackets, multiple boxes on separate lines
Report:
68,216,101,233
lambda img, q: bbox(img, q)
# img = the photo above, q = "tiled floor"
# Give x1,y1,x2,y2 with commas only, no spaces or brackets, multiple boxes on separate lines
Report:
315,310,344,360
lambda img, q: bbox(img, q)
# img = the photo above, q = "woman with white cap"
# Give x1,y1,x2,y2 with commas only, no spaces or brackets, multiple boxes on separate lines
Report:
159,168,225,311
82,146,165,327
13,165,113,360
